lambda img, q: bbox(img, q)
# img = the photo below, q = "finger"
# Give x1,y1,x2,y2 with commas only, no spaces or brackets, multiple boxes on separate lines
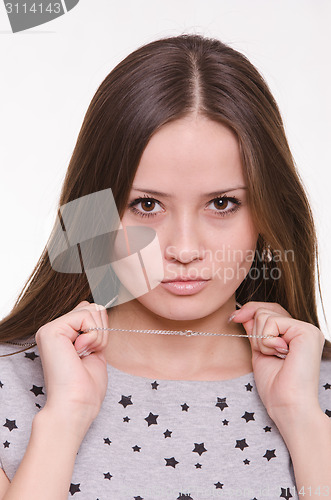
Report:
74,303,109,356
229,301,292,324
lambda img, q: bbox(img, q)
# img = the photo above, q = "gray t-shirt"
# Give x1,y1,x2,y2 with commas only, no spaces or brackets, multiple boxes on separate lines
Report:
0,341,330,500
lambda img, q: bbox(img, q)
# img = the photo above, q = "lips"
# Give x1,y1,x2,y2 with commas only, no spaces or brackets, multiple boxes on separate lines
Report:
160,278,210,295
162,277,210,283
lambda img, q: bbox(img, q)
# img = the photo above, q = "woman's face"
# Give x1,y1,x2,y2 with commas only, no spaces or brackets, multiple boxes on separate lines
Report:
115,115,258,321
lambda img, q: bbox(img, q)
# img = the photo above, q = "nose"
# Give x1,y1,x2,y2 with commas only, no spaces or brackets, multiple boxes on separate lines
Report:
164,215,205,264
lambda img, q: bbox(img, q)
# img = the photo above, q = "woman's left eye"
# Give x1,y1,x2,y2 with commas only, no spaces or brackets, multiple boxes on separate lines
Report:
206,196,241,216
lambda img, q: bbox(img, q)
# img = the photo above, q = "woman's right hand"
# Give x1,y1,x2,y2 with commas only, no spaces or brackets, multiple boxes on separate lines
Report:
35,301,109,433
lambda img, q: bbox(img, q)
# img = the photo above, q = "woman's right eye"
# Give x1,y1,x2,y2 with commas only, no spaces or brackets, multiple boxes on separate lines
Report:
128,197,164,218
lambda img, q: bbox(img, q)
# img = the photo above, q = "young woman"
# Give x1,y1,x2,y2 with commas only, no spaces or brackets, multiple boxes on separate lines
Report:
0,34,330,500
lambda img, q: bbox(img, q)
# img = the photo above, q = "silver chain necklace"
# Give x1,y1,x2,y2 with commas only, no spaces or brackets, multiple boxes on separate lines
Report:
5,301,274,348
79,301,273,339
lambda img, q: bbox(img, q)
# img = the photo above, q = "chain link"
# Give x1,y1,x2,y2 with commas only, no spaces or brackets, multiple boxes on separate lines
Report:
79,326,274,339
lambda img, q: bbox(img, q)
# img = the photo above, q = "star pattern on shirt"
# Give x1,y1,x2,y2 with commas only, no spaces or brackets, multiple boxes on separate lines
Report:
165,456,179,468
24,351,39,361
3,419,18,432
30,385,44,397
263,449,276,461
192,442,207,456
242,411,255,423
1,348,330,498
144,412,158,426
118,395,133,408
69,483,81,495
280,486,293,499
235,438,249,451
215,397,228,411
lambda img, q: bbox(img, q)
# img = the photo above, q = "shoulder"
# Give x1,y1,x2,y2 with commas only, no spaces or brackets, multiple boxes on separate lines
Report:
0,342,45,407
318,358,331,418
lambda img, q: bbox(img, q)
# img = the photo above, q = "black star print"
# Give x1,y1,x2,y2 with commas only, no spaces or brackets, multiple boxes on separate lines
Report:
69,483,81,495
35,403,41,409
235,438,249,451
264,425,272,432
3,441,10,448
214,482,224,489
325,409,331,417
3,419,18,432
0,381,3,388
242,411,255,423
145,412,158,426
222,419,229,425
118,395,133,408
103,472,112,480
104,437,111,445
243,458,250,465
263,449,276,461
165,457,179,468
192,442,207,456
134,497,144,500
30,385,44,397
123,416,130,422
215,397,228,411
195,463,202,468
323,383,331,390
25,351,39,361
280,487,293,499
181,403,189,411
245,382,253,391
132,445,141,452
151,381,159,390
177,494,193,500
164,429,172,438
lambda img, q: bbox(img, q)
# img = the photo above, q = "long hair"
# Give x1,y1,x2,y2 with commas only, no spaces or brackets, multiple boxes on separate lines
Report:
1,33,330,358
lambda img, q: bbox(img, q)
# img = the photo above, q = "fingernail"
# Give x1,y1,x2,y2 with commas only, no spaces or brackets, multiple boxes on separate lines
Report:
275,347,289,354
80,350,91,358
78,348,89,357
228,311,238,323
276,353,287,359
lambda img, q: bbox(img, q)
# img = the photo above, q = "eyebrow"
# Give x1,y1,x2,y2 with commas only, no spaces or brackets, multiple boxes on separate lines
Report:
131,185,248,198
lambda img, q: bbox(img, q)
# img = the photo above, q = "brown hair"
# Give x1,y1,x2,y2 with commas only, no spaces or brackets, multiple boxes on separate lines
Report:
1,33,330,358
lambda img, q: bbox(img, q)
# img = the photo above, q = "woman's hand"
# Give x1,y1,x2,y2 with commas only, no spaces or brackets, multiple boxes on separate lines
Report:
229,301,325,422
35,301,109,431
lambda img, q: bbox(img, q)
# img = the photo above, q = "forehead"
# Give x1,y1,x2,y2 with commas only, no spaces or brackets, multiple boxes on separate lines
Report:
134,116,245,191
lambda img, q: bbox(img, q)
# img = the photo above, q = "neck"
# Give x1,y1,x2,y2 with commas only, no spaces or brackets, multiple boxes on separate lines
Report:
103,298,253,380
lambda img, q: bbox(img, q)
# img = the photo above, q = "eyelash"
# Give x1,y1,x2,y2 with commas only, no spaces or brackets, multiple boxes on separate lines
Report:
128,194,242,218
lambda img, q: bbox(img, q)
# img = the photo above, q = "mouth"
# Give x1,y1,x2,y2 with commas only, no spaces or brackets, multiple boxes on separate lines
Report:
160,278,210,295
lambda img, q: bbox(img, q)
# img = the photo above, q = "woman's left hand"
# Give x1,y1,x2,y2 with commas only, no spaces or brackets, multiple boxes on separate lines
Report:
229,301,325,421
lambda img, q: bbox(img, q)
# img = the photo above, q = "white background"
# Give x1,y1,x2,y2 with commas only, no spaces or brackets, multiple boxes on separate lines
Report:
0,0,330,339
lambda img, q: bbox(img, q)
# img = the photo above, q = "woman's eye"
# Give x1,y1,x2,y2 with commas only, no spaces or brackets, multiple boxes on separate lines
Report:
128,197,164,217
206,196,241,216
